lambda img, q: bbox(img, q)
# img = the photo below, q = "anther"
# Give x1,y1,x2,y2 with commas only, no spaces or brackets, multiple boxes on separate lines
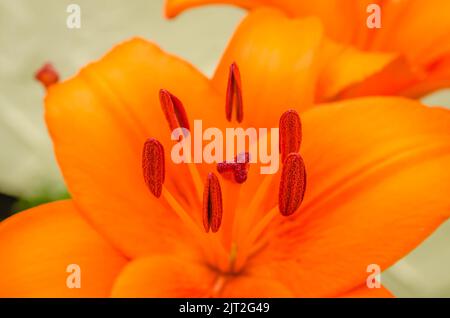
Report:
159,89,190,133
279,110,302,163
278,153,306,216
203,173,223,233
142,138,165,198
225,62,243,123
35,63,59,89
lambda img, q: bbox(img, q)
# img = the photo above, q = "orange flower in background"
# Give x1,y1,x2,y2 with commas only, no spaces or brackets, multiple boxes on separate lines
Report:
166,0,450,101
1,9,450,298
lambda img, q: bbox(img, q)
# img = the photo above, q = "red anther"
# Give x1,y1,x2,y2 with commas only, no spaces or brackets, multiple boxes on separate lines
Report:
203,173,223,233
279,110,302,163
159,89,190,133
278,153,306,216
142,138,165,198
225,62,243,123
35,63,59,89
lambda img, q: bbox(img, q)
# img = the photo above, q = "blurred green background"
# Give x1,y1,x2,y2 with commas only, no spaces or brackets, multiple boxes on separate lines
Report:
0,0,449,297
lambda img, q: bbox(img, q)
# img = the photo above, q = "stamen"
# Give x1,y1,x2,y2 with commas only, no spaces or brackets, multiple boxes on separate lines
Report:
142,138,165,198
225,62,243,123
159,89,190,133
279,110,302,163
35,63,59,89
216,152,250,184
203,173,223,233
278,153,307,216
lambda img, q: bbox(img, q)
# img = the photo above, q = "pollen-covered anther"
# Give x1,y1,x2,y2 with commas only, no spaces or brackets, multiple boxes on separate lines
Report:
279,110,302,163
216,152,250,184
203,173,223,233
225,62,243,123
35,63,59,89
278,153,307,216
159,89,190,133
142,138,165,198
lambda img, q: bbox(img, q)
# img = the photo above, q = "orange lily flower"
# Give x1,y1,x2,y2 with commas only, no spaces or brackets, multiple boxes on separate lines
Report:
1,9,450,298
165,0,450,101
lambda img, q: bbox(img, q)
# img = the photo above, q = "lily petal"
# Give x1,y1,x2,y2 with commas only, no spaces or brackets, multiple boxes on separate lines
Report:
251,97,450,297
212,8,323,127
45,38,220,258
316,40,403,101
168,0,450,98
111,256,216,297
0,200,127,297
368,0,450,63
111,255,293,297
165,0,261,19
165,1,358,44
220,275,294,297
340,285,394,298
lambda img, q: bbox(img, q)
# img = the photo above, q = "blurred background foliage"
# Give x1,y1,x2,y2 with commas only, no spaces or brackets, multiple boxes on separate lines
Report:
0,0,449,297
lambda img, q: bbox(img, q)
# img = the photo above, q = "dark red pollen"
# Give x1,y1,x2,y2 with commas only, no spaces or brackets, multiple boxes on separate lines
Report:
278,153,307,216
142,138,165,198
279,110,302,163
203,173,223,233
159,89,190,134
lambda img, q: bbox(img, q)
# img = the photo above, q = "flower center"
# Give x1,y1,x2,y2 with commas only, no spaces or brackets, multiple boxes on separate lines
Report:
141,63,307,274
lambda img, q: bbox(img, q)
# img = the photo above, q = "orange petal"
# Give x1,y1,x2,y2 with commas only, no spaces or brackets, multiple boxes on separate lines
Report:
45,38,221,258
220,276,293,297
111,256,216,297
334,51,450,101
167,0,450,97
165,0,358,44
165,0,261,18
316,39,402,101
369,0,450,63
335,55,419,99
250,97,450,297
167,0,450,62
212,8,323,127
340,285,394,298
0,200,127,297
400,54,450,98
111,255,293,297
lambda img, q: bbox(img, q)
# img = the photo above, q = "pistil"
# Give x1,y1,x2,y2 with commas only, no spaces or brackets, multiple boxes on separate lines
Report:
217,152,250,184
